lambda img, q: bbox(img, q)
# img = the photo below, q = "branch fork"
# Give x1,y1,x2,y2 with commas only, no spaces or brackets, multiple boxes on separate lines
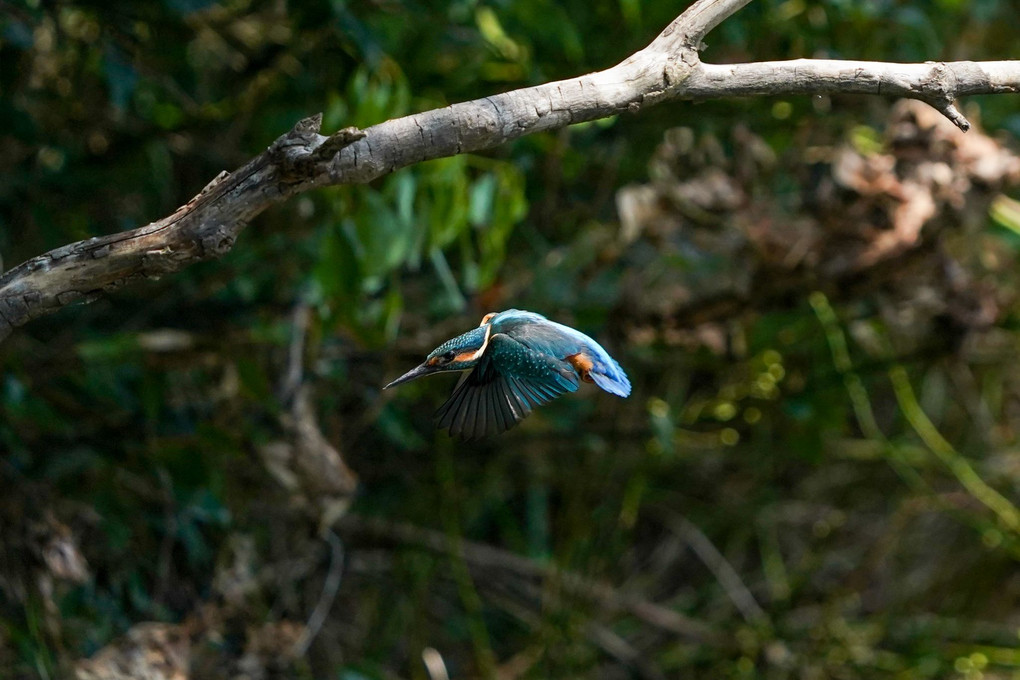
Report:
270,114,366,178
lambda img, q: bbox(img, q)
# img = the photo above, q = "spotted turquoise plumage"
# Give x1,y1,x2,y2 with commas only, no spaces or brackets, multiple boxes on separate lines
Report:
384,309,631,440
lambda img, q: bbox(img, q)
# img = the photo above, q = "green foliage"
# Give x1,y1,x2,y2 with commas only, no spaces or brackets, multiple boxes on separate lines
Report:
311,153,526,340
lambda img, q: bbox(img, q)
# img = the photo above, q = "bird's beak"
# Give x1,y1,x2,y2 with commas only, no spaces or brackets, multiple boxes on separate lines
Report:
383,362,435,389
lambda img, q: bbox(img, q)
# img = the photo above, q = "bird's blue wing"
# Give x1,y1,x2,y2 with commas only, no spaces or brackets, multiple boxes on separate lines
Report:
502,316,631,398
435,333,580,440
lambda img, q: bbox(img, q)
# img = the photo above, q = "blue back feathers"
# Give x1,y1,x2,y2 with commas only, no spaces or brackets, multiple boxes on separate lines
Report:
487,309,631,398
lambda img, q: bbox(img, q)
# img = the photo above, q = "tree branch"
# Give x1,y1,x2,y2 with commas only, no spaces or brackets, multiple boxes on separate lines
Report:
651,0,754,51
685,59,1020,131
337,514,723,644
2,0,1018,341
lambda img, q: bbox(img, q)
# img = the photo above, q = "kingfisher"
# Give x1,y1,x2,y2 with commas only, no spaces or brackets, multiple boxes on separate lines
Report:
384,309,631,440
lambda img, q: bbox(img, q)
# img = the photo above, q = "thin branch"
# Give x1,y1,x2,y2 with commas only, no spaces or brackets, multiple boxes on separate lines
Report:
651,0,753,51
685,59,1020,132
585,623,668,680
2,0,1019,341
291,530,346,657
658,511,769,625
281,298,312,406
337,514,724,644
422,648,451,680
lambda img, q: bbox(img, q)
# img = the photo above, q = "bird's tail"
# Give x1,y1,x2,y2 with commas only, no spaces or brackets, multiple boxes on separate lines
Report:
590,359,631,397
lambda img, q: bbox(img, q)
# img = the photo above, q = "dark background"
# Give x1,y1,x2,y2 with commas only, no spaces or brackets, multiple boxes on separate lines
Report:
3,0,1020,677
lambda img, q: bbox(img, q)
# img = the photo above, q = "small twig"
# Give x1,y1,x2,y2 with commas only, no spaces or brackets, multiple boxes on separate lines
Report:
933,101,971,132
337,514,723,644
291,530,345,657
652,0,753,51
476,573,665,679
154,469,178,608
586,624,667,680
658,510,769,625
272,115,366,177
888,365,1020,533
421,647,451,680
312,126,367,163
281,299,312,406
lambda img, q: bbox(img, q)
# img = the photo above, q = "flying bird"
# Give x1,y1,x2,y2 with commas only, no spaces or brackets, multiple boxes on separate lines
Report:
384,309,631,439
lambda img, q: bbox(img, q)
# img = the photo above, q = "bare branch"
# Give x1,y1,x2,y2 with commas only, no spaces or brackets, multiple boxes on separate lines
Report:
685,59,1020,132
2,0,1019,341
291,530,345,657
651,0,753,52
0,115,354,340
658,511,768,625
337,514,723,644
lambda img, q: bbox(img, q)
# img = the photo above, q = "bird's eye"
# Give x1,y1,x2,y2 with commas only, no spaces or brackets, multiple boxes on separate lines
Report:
441,351,456,363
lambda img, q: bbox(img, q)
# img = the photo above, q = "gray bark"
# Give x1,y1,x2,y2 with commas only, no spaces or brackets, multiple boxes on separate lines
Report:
2,0,1018,342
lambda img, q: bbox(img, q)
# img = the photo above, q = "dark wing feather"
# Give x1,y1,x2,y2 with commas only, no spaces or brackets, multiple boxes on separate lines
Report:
435,333,580,440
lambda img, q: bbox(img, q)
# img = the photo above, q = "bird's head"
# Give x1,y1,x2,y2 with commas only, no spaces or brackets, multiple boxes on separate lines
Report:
384,325,488,389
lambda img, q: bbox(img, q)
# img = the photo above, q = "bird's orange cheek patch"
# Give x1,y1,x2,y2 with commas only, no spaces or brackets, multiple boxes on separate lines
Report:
454,351,477,363
566,353,595,383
